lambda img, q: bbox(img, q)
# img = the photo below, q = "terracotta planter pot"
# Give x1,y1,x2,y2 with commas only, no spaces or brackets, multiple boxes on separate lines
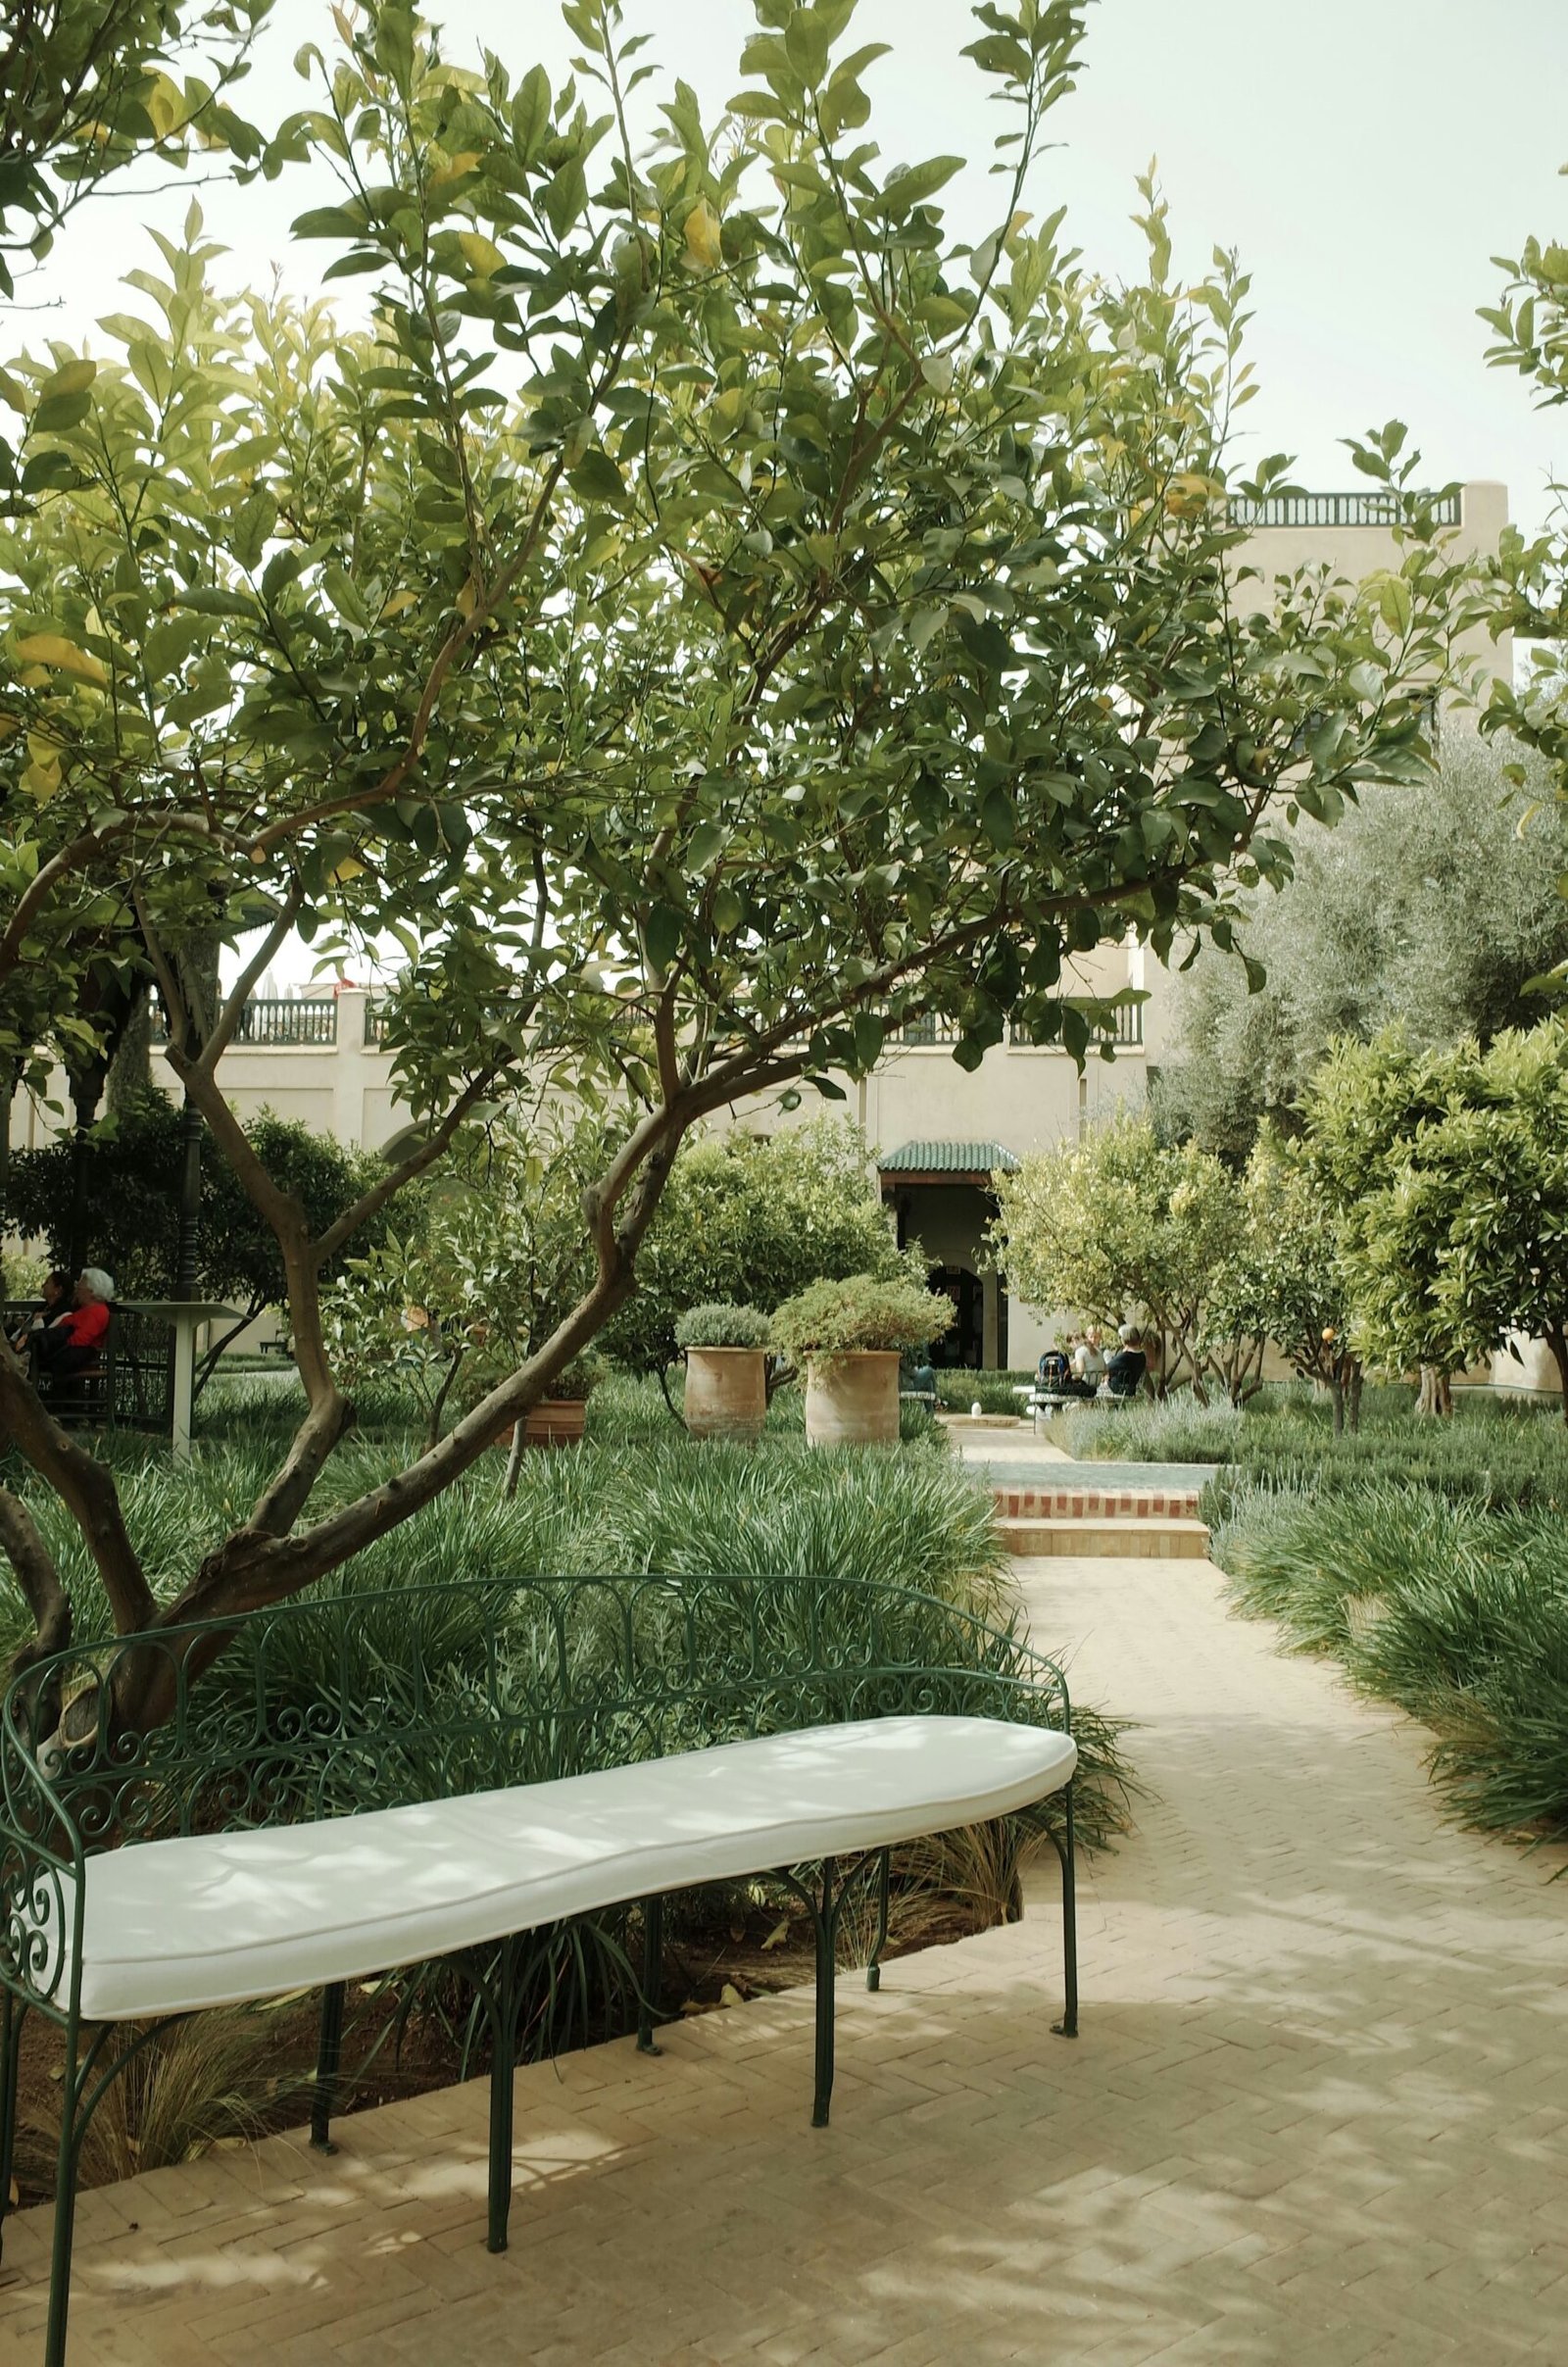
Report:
804,1350,902,1447
683,1347,767,1441
504,1399,586,1450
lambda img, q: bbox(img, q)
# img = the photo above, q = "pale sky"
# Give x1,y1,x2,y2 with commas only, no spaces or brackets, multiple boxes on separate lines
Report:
22,0,1568,538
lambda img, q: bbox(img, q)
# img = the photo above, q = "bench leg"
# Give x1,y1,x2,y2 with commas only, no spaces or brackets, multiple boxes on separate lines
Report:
637,1897,663,2056
812,1856,837,2129
43,2018,87,2367
1051,1781,1079,2039
311,1981,346,2152
486,1940,520,2254
0,1993,24,2262
864,1849,891,1994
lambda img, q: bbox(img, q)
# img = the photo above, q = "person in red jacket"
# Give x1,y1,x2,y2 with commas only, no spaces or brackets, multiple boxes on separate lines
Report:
33,1267,115,1384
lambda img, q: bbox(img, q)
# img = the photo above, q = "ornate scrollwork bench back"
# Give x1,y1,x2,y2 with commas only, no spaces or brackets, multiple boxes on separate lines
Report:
3,1570,1073,1981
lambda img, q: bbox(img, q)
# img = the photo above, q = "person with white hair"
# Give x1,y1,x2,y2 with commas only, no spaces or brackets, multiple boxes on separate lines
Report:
1102,1322,1148,1400
32,1266,116,1386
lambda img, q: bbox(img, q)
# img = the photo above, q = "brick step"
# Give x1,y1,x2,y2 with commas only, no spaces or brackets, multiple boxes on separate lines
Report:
997,1516,1211,1560
992,1486,1203,1521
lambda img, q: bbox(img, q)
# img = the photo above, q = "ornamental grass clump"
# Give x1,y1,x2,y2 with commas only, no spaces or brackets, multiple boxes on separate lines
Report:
770,1272,953,1360
1060,1380,1568,1512
1214,1478,1568,1843
2,1423,1136,2190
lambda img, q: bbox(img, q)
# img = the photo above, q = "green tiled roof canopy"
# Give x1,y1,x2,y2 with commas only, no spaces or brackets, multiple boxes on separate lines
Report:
878,1140,1020,1178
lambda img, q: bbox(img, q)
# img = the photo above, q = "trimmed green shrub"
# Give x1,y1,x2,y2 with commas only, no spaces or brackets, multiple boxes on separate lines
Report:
935,1370,1036,1416
674,1304,771,1350
771,1272,954,1358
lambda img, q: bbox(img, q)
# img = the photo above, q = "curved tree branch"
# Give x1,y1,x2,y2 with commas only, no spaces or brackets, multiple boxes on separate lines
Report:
0,1484,72,1677
0,1354,155,1635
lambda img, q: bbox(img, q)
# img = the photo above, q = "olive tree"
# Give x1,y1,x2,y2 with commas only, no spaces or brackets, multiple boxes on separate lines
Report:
0,0,1466,1734
1151,736,1568,1165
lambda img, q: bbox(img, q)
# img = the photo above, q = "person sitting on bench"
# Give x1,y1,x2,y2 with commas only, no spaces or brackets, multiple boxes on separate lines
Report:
1073,1327,1107,1394
10,1268,70,1356
32,1266,114,1388
1100,1323,1148,1400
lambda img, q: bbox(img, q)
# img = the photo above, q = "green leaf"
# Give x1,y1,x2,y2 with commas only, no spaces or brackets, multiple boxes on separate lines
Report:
645,904,683,972
39,358,96,401
174,587,261,619
783,12,832,85
19,449,83,494
543,158,588,239
568,447,625,508
852,1011,884,1068
963,31,1031,77
31,390,92,434
323,567,371,630
1376,573,1413,636
514,66,552,166
980,789,1015,850
290,204,370,241
687,821,726,871
876,155,964,218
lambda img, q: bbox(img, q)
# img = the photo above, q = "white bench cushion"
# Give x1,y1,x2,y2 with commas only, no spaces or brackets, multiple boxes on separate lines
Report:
67,1714,1074,2020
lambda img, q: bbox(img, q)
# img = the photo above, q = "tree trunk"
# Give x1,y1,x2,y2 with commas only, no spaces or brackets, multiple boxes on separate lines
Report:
1544,1325,1568,1427
173,1093,204,1300
66,1066,107,1277
105,987,153,1114
1330,1377,1345,1437
0,1063,13,1257
1415,1365,1452,1418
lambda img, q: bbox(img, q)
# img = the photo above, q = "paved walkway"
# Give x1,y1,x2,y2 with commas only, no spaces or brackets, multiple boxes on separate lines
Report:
3,1555,1567,2363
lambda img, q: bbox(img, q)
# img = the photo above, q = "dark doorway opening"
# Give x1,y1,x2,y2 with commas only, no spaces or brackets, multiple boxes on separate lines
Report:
927,1264,983,1368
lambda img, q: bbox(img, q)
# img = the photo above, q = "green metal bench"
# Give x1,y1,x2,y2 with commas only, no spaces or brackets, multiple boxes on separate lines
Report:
0,1570,1080,2364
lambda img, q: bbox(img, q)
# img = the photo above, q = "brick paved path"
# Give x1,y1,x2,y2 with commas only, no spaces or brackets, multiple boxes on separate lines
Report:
2,1553,1566,2364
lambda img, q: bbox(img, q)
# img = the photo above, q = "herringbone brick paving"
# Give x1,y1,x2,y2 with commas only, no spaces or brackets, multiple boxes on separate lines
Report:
1,1551,1565,2363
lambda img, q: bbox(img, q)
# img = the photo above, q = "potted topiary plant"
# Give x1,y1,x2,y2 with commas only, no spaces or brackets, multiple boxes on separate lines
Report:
770,1273,954,1447
521,1353,603,1450
675,1304,771,1440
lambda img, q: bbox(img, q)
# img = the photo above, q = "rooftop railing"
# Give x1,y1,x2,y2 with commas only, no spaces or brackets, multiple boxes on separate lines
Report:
1228,489,1462,530
152,997,338,1048
896,1003,1143,1050
237,997,338,1046
163,993,1141,1060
